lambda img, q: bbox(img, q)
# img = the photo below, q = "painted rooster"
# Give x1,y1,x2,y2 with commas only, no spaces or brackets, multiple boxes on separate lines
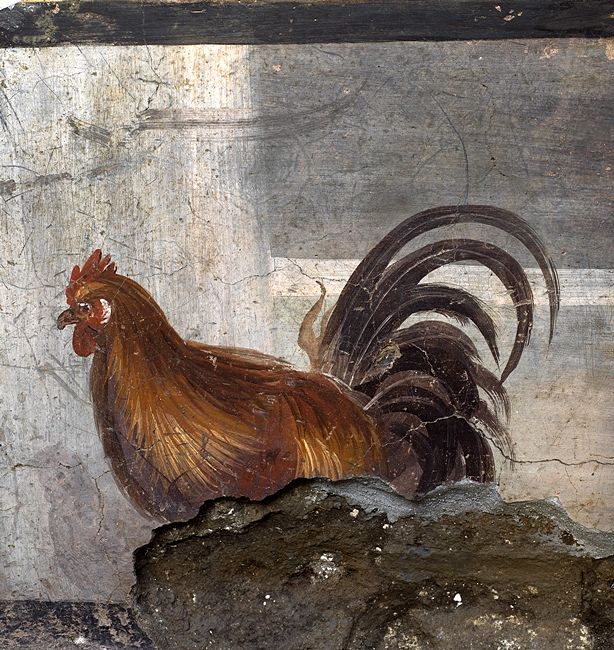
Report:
57,206,559,522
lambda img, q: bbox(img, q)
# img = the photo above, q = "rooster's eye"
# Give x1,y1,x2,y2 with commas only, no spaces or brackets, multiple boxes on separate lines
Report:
78,302,91,314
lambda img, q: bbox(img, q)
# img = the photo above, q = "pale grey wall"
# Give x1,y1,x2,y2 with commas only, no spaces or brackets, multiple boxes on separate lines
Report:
0,39,611,601
0,45,276,600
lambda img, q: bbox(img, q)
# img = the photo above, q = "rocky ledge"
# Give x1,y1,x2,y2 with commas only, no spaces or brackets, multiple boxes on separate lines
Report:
133,479,614,650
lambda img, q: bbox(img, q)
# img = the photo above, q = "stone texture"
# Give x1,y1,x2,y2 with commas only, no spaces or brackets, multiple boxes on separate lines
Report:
133,479,614,650
0,601,152,649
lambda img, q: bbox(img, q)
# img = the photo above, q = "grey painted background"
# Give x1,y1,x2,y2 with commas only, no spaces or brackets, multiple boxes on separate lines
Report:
0,39,612,601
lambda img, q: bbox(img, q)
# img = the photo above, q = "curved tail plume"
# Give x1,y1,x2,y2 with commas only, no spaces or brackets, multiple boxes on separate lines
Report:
308,205,559,493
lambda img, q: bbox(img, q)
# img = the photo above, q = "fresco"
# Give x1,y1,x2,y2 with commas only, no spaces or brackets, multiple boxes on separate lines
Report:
57,205,559,522
1,41,611,603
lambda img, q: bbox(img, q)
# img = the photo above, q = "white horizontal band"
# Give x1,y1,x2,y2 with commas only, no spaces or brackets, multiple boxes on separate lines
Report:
269,259,613,307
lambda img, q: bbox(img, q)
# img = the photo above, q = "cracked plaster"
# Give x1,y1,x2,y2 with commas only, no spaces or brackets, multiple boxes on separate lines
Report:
0,40,611,601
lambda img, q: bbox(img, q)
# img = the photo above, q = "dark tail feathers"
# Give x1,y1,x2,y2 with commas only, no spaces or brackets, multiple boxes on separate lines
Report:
313,205,559,494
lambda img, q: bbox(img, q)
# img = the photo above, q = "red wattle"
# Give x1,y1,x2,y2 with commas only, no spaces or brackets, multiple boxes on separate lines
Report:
73,325,97,357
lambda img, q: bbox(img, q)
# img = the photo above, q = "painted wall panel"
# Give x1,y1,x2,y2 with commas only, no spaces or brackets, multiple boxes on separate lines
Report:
0,39,611,600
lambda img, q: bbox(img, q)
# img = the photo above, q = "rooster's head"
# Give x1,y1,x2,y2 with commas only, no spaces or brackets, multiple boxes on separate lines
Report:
57,249,117,357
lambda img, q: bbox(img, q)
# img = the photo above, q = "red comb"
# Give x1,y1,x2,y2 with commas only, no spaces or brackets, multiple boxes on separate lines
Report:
66,249,117,303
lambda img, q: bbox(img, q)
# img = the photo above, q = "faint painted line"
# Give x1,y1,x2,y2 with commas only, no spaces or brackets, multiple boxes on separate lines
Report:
270,259,614,307
134,83,365,141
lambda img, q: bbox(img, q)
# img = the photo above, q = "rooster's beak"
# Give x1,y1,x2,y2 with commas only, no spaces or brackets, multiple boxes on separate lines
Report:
57,308,79,330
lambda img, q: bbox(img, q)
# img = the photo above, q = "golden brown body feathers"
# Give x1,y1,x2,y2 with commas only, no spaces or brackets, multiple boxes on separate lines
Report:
89,274,388,520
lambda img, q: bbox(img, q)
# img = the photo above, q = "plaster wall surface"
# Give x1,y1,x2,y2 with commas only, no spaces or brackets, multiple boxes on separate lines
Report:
0,39,611,600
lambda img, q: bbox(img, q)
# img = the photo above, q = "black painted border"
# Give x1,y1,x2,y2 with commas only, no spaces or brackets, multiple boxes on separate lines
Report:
1,0,613,47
